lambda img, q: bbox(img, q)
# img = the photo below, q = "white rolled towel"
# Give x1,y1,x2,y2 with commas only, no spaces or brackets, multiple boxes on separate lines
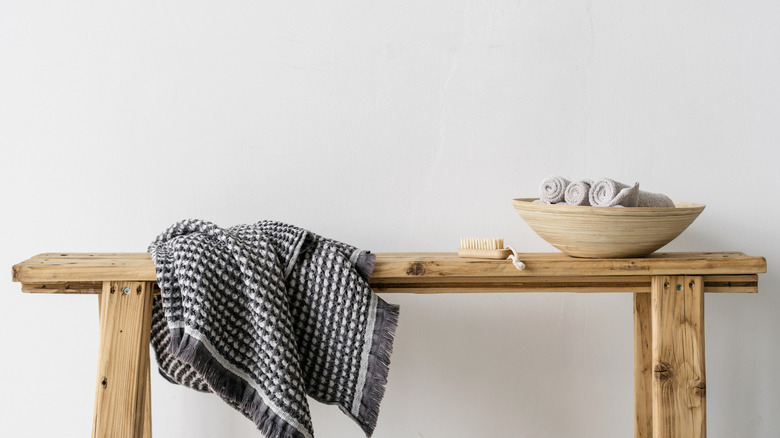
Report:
637,189,675,207
564,179,593,206
538,176,570,204
589,179,638,207
589,178,675,207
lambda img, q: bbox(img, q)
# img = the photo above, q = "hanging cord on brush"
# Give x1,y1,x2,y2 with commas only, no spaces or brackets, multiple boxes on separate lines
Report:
505,246,526,271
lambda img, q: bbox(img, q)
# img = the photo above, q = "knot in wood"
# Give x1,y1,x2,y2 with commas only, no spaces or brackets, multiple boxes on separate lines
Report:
406,263,426,276
101,377,107,389
654,362,672,381
692,379,706,397
620,260,643,271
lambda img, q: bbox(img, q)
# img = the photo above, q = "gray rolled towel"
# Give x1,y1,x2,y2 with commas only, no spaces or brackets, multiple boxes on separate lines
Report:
589,178,675,207
637,189,675,207
538,176,571,204
589,179,639,207
564,179,593,206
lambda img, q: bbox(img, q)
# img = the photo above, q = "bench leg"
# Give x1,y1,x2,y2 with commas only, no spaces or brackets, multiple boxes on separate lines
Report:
634,292,653,437
651,276,706,438
143,349,152,438
93,281,153,438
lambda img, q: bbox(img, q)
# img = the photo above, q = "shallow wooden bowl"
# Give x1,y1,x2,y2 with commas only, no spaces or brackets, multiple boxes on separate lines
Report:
512,198,705,258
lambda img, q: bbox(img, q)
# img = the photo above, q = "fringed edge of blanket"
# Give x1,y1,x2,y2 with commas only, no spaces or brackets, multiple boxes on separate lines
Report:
168,328,312,438
352,297,400,437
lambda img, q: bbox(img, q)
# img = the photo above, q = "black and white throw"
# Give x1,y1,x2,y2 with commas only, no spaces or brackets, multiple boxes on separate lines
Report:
148,219,399,438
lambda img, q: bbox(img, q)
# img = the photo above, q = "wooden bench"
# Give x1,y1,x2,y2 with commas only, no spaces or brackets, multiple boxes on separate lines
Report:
12,251,766,438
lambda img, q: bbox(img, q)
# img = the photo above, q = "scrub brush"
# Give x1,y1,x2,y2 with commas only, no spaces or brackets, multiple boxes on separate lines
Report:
458,238,526,270
458,238,511,259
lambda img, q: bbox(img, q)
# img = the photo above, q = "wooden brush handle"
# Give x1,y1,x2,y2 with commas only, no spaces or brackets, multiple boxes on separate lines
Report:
457,248,512,259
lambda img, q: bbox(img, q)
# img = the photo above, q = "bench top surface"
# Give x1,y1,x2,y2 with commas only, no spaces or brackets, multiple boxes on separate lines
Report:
13,251,766,285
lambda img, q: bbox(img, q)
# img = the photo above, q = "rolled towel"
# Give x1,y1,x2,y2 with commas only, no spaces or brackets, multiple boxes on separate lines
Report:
564,179,593,206
589,179,639,207
637,189,675,207
539,176,570,204
589,178,675,207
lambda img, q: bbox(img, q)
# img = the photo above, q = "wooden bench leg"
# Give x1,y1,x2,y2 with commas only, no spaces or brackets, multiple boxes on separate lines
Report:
651,276,706,438
143,349,152,438
634,292,653,438
93,281,153,438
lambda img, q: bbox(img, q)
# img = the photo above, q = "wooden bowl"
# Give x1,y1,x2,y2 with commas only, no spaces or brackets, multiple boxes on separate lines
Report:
512,198,705,258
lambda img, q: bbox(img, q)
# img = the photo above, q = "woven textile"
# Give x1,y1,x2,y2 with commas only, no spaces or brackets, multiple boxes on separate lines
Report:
149,220,399,438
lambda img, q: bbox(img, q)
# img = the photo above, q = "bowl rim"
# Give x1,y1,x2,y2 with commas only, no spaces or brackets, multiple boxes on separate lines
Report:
512,198,706,215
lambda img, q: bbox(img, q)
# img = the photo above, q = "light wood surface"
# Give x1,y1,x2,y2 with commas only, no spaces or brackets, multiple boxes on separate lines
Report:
652,276,706,438
16,275,759,294
12,252,766,294
92,281,153,438
12,251,764,438
456,248,513,259
142,344,152,438
634,292,653,438
512,198,706,258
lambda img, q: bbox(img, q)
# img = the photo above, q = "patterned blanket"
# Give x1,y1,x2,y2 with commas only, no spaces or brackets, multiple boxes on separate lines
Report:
149,220,399,438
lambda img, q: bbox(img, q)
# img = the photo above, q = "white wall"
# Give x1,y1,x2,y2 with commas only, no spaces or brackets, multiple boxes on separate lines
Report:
1,1,778,437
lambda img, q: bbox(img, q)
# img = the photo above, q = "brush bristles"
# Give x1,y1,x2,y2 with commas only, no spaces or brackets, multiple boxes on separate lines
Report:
460,238,504,250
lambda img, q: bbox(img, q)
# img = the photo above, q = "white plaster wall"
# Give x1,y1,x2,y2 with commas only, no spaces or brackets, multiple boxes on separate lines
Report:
1,1,778,437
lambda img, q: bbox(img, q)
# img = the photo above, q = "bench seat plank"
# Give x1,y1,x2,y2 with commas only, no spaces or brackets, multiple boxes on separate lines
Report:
13,252,766,294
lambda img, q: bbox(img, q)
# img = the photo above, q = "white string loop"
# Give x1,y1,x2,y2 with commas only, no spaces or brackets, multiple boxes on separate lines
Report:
505,245,526,271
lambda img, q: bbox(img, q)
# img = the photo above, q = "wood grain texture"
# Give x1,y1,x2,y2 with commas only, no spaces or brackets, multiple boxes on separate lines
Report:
634,292,653,438
142,343,152,438
371,274,758,294
512,198,705,258
14,254,157,282
17,276,759,295
20,276,757,294
12,252,766,287
456,248,512,259
652,276,706,438
371,252,765,279
93,281,153,438
22,281,162,295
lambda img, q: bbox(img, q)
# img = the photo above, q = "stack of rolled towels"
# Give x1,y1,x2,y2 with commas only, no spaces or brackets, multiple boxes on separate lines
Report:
538,176,675,207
